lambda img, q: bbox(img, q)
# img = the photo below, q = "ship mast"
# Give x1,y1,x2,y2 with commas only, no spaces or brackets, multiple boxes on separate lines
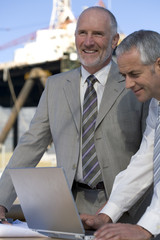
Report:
49,0,75,29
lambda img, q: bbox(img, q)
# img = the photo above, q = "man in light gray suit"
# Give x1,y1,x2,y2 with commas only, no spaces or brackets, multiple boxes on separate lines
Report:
0,7,150,224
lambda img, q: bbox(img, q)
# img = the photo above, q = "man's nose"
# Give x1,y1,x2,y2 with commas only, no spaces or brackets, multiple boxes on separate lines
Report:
125,76,135,89
84,35,94,46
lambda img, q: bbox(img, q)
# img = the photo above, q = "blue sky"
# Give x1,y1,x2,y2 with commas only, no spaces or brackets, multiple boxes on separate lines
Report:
0,0,159,63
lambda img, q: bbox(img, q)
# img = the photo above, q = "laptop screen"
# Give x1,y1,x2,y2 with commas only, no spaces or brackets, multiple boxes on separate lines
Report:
9,167,85,237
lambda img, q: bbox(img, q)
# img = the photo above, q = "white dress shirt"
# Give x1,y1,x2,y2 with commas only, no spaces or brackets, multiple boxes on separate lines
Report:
100,98,160,236
75,62,111,182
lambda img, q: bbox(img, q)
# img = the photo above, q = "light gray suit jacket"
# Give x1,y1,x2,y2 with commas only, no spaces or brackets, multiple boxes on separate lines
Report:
0,61,150,221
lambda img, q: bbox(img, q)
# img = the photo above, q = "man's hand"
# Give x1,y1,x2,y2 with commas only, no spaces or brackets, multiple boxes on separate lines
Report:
80,213,112,230
0,205,10,224
94,223,152,240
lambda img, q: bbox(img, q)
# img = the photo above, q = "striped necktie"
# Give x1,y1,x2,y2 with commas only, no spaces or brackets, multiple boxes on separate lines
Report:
153,102,160,187
82,75,101,188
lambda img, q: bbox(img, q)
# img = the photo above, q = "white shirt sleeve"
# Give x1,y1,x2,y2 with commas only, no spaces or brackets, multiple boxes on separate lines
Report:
100,99,157,223
137,181,160,235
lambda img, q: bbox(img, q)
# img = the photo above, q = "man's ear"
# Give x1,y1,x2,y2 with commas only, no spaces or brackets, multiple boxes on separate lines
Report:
155,58,160,71
112,33,119,49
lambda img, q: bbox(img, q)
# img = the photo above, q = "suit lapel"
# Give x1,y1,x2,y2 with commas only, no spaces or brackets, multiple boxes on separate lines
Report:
62,63,125,132
63,68,81,133
95,61,125,130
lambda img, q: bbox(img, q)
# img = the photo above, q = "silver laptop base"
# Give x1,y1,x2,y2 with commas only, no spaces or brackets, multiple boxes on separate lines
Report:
37,229,94,239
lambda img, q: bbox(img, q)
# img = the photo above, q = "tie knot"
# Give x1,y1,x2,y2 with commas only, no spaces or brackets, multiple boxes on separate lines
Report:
86,75,97,86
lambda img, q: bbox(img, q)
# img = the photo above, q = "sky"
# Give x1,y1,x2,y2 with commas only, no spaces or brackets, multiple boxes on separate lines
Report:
0,0,160,63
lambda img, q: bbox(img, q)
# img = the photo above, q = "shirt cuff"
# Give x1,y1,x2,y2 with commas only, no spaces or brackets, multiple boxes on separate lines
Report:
137,211,160,236
99,201,123,223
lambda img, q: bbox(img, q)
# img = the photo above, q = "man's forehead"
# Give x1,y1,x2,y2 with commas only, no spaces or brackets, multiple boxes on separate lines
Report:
117,56,143,75
77,13,110,33
78,9,109,23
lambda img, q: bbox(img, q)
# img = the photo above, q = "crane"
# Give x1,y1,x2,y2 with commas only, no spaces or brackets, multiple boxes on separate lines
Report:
49,0,75,29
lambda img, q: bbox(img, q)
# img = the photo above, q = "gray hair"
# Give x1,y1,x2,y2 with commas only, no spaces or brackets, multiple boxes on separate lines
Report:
116,30,160,65
76,6,118,37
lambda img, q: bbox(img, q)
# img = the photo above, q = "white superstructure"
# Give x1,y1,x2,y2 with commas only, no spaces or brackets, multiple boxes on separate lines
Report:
14,0,77,65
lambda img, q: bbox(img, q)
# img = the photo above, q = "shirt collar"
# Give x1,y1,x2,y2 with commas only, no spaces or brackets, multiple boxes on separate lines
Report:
81,62,112,86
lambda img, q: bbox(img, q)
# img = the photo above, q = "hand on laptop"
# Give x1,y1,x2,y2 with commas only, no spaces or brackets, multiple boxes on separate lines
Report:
80,213,112,230
0,205,10,224
94,223,152,240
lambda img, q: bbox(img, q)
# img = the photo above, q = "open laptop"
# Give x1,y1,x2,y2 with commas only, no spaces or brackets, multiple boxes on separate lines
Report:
9,167,95,239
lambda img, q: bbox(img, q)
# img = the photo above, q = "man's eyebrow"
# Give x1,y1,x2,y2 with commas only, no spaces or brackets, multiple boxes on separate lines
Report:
119,70,140,75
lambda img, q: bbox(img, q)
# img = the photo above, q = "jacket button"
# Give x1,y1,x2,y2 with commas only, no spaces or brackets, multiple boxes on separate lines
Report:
72,164,77,170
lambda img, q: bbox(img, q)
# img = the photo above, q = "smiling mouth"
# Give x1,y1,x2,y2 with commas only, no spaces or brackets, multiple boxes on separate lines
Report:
134,88,143,94
83,50,97,54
